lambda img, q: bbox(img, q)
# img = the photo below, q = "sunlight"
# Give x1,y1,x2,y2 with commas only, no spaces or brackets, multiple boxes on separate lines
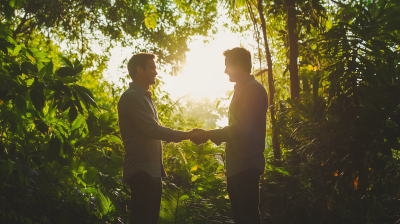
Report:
103,16,253,101
160,30,252,101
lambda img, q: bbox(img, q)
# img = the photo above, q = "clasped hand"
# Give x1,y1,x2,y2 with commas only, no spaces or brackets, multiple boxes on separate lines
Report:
186,128,210,145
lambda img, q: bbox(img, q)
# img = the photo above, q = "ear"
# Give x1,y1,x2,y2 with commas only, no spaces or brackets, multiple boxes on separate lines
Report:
136,65,144,74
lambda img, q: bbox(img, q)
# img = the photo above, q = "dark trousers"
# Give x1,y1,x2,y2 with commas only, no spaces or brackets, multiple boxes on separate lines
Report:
127,171,162,224
227,168,262,224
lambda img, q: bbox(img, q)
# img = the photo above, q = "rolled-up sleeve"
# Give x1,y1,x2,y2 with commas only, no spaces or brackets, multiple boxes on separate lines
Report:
209,86,267,144
119,92,185,142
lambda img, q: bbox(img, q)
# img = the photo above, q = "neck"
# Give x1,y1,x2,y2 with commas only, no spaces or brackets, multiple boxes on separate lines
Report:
133,79,150,91
235,73,252,84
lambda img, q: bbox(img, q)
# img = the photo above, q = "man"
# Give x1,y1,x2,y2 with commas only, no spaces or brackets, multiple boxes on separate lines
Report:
192,47,268,224
118,53,195,224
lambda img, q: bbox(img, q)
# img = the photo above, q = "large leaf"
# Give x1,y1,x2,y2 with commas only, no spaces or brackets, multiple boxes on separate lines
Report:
57,67,76,77
59,77,77,84
21,62,38,74
159,183,187,224
62,57,73,68
71,114,84,130
74,86,98,108
108,135,122,144
98,113,109,126
69,104,78,122
82,167,98,186
86,112,98,134
95,191,110,215
45,61,54,78
63,141,73,158
29,89,45,112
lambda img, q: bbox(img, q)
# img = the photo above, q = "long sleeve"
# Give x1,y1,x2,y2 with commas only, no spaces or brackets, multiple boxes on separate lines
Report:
209,85,267,145
119,92,185,143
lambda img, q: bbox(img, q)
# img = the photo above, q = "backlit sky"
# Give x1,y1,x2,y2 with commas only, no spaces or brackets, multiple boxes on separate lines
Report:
103,16,254,101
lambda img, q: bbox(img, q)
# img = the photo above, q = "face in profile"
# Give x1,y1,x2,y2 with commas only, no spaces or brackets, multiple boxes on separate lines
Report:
141,59,158,85
225,64,242,82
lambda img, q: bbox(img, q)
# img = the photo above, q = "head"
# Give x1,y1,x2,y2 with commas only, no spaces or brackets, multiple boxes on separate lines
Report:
127,53,157,85
223,47,252,82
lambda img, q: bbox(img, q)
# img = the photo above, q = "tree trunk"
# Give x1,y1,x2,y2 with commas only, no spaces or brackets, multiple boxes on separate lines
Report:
286,0,300,100
257,0,281,167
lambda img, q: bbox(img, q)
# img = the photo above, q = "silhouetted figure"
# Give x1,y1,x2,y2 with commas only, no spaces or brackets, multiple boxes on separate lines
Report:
191,48,268,224
118,53,195,224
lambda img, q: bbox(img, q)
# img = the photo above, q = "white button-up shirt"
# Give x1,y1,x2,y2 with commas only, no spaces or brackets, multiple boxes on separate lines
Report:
118,82,185,182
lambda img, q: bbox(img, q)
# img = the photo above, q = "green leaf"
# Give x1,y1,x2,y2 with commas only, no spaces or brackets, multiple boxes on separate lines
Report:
63,141,73,157
111,152,123,168
71,160,85,174
74,86,98,108
87,112,98,134
311,44,317,50
179,194,189,201
13,44,21,56
21,62,38,74
38,67,46,78
326,20,332,31
73,58,80,67
82,167,98,186
95,191,110,215
79,187,96,194
108,135,122,143
37,57,50,62
69,104,78,122
57,67,76,77
74,64,83,74
46,61,54,77
71,114,84,130
59,77,77,83
191,175,199,182
98,113,109,125
215,100,220,109
62,57,73,68
29,89,45,112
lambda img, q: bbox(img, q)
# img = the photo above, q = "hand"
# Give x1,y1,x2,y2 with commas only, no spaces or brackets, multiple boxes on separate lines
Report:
182,128,203,140
190,128,210,145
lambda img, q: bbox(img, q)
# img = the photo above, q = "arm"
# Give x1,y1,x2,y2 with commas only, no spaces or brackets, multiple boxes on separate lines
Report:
120,92,192,142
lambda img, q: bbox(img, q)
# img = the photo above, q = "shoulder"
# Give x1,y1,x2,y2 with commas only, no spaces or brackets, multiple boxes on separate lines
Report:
119,88,144,104
243,79,267,96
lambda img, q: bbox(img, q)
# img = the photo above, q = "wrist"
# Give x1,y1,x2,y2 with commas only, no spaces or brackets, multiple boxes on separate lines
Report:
183,131,191,140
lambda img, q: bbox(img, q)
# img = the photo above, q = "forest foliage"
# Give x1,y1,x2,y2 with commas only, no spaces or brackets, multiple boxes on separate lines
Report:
1,0,400,223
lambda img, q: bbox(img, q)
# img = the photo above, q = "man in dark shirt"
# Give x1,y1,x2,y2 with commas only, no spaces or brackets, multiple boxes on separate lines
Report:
192,47,268,224
118,53,195,224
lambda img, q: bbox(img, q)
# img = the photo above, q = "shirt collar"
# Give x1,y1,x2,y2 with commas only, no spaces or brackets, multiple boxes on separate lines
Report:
234,75,255,91
129,82,152,97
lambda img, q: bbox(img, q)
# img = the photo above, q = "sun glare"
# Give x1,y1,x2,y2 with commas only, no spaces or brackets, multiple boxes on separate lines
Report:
160,31,251,101
104,16,253,102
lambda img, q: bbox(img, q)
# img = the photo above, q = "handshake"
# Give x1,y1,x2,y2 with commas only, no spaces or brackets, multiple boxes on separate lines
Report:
184,128,211,145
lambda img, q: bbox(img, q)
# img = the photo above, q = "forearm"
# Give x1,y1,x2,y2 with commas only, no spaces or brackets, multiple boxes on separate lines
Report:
209,123,244,144
143,125,190,143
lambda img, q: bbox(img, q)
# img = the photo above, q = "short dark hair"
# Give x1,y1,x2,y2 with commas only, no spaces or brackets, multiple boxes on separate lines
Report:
223,47,252,73
127,53,156,79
